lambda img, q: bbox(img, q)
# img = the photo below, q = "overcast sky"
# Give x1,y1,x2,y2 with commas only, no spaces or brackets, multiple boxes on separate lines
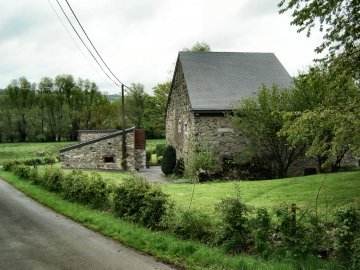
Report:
0,0,324,94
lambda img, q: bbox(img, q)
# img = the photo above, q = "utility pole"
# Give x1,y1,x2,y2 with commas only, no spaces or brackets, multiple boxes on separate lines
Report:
121,84,127,170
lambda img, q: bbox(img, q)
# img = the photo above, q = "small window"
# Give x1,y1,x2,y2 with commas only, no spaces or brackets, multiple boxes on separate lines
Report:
104,156,115,163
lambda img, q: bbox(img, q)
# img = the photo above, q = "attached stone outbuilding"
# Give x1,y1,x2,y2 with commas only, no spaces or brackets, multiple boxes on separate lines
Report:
60,128,146,171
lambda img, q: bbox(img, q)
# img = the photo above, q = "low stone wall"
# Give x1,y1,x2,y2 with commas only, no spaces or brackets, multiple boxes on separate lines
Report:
60,130,136,171
78,130,118,143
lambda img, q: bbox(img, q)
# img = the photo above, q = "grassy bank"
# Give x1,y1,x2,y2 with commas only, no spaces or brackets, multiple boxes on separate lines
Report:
161,171,360,216
0,169,335,270
0,141,75,164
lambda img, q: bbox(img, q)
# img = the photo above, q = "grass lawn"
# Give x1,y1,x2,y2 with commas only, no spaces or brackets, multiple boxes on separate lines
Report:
0,141,75,164
161,171,360,216
146,139,165,152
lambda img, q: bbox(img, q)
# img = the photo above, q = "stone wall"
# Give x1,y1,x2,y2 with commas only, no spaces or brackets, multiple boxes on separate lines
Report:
60,130,136,171
78,130,118,143
166,61,195,158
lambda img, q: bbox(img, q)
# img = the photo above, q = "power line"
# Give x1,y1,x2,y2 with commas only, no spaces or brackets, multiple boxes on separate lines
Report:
54,0,121,88
64,0,126,87
47,0,103,79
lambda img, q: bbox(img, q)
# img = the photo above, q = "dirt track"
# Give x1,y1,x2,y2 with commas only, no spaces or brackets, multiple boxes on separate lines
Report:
0,178,174,270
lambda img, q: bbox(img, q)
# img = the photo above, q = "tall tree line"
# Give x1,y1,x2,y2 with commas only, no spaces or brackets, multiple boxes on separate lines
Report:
0,75,118,142
0,75,170,143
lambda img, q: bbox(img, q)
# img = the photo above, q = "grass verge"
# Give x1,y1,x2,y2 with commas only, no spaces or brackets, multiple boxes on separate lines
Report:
0,169,336,270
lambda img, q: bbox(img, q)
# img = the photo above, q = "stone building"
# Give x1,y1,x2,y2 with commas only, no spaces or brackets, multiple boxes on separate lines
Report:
166,51,293,159
60,128,146,171
166,51,358,177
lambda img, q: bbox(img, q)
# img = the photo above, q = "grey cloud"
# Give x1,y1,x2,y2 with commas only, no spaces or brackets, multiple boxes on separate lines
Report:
239,0,278,18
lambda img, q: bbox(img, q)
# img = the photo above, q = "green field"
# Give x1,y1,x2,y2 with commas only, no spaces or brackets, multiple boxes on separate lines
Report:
161,171,360,216
0,142,75,164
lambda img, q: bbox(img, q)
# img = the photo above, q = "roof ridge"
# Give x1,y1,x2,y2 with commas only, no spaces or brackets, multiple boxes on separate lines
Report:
60,127,135,153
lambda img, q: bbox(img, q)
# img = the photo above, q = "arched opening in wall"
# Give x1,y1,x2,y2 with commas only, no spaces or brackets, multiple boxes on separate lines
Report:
104,156,115,163
304,167,317,176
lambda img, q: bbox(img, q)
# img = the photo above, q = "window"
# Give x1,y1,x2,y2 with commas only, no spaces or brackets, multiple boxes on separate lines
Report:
104,156,115,163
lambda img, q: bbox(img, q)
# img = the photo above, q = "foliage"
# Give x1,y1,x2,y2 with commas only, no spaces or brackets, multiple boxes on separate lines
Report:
42,167,64,192
215,189,252,253
13,165,31,179
161,145,177,176
229,85,305,178
252,208,271,257
113,176,169,228
174,158,185,177
126,83,149,128
334,204,360,267
185,140,221,181
61,170,109,209
274,203,308,255
280,62,360,170
278,0,360,79
143,82,170,139
183,42,211,52
154,143,166,157
164,208,214,243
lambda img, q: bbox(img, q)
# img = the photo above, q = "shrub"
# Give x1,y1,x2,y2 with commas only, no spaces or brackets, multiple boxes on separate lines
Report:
165,208,214,243
252,207,271,257
185,141,221,181
13,165,31,179
43,167,64,192
62,170,89,202
155,144,166,157
174,158,185,177
3,160,21,171
28,167,39,183
274,203,308,256
161,145,176,176
113,176,169,228
215,193,252,253
146,151,151,168
85,172,110,209
335,204,360,267
23,158,44,166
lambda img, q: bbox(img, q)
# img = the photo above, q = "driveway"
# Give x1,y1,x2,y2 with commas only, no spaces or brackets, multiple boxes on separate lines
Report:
0,178,174,270
138,166,171,184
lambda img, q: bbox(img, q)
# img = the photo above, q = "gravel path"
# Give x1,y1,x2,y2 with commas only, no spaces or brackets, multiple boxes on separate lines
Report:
0,178,174,270
137,166,172,184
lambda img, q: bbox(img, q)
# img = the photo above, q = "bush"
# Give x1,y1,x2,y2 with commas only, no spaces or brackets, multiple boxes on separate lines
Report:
252,207,271,257
174,158,185,177
215,194,252,253
113,176,169,228
274,203,308,256
185,141,221,181
161,145,176,176
155,144,166,157
165,208,214,243
85,172,110,209
146,151,151,168
43,167,64,192
335,204,360,267
13,165,31,179
3,160,21,171
62,170,89,203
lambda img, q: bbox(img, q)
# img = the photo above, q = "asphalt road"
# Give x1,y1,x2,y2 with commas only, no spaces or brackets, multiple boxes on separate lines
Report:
0,179,174,270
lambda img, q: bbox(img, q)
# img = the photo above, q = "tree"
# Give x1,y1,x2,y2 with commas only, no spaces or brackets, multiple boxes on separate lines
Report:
278,0,360,79
4,77,36,142
143,82,171,138
126,83,149,128
183,42,211,52
229,85,305,178
280,61,360,170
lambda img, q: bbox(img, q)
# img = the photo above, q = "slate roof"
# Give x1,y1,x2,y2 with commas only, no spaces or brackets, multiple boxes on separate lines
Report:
178,52,293,111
